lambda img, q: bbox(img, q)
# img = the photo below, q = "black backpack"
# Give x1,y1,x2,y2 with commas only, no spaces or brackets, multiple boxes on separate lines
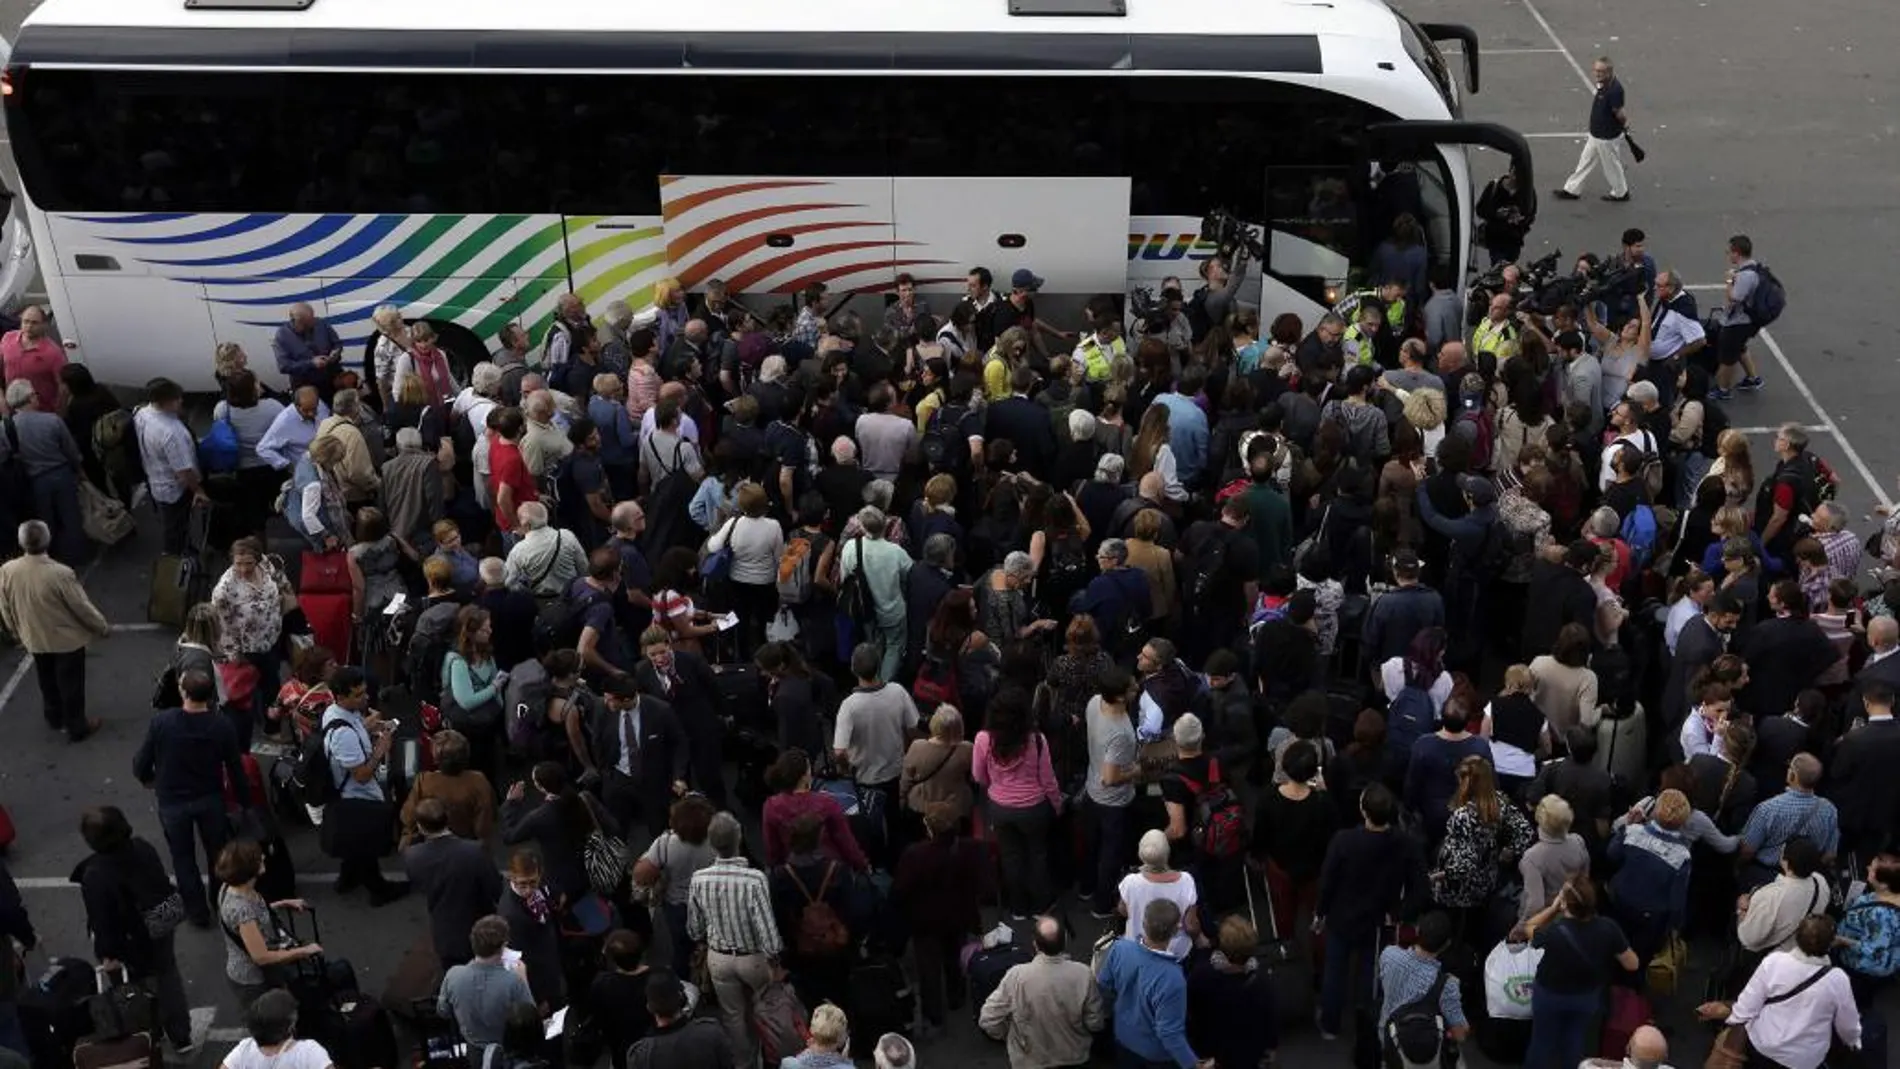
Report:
1383,961,1452,1069
640,439,697,557
1187,526,1231,605
293,720,352,807
921,402,971,476
533,585,608,656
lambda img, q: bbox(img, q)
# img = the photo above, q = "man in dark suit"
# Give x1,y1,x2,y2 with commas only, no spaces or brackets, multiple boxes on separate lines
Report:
1829,680,1900,857
985,365,1059,479
1846,616,1900,713
632,626,728,810
1521,541,1602,657
1751,697,1825,803
401,798,503,970
589,672,688,840
1736,582,1842,722
1662,590,1740,742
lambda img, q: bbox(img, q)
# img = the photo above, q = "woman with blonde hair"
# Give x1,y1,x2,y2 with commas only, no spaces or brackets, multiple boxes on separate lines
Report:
633,277,689,355
983,326,1031,401
703,480,785,657
1703,428,1755,507
393,320,458,414
286,433,351,551
1130,404,1186,502
909,472,963,552
1484,665,1544,794
1434,756,1536,918
1700,503,1777,575
899,705,975,824
783,1002,853,1069
1517,794,1590,925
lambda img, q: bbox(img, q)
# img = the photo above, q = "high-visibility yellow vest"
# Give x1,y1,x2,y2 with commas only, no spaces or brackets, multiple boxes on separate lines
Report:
1472,317,1520,363
1072,334,1124,383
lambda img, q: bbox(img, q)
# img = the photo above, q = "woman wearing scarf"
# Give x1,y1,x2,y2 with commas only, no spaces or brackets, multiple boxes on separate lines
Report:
394,322,460,417
498,848,566,1013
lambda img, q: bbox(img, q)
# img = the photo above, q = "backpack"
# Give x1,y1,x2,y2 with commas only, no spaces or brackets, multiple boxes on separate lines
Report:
1385,684,1437,764
404,626,453,706
1176,759,1246,860
1740,263,1788,327
639,440,697,557
1813,455,1840,504
1040,535,1090,603
1592,644,1637,721
836,537,873,623
1187,526,1232,605
777,532,823,606
293,720,352,807
1458,407,1494,472
532,585,607,655
786,861,852,958
753,979,811,1066
921,402,970,475
1620,504,1661,570
197,417,240,475
1384,961,1452,1069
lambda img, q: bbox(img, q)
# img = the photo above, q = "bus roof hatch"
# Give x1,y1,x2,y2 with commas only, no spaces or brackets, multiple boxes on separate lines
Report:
1008,0,1128,17
184,0,315,10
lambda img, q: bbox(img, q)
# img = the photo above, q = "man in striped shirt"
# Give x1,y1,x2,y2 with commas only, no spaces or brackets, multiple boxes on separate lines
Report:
1739,753,1840,891
688,811,782,1068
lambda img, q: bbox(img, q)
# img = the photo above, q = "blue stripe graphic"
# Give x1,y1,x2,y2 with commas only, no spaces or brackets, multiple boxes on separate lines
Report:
173,215,406,287
236,276,444,328
107,214,289,246
196,227,457,306
69,212,194,224
142,215,358,268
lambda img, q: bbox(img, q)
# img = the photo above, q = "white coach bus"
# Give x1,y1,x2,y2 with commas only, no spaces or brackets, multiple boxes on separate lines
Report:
3,0,1532,390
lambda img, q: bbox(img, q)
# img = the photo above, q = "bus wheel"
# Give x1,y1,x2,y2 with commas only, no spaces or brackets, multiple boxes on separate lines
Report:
424,320,489,383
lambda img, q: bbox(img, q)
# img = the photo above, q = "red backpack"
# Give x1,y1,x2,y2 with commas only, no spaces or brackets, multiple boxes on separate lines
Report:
912,653,961,711
1175,759,1246,860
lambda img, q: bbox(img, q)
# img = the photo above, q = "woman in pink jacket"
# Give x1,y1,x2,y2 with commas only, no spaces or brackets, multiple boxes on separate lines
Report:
972,689,1064,918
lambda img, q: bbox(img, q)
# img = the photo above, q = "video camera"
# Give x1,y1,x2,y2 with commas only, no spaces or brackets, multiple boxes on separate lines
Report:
1128,286,1175,336
1467,248,1648,324
1199,208,1266,262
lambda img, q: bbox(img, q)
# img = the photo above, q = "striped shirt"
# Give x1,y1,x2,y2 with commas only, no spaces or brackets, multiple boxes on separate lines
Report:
686,858,782,957
1815,530,1862,585
1741,790,1840,867
1376,946,1466,1029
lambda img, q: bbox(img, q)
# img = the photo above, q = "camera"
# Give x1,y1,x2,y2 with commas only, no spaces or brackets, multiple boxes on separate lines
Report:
1127,286,1175,336
1200,208,1266,262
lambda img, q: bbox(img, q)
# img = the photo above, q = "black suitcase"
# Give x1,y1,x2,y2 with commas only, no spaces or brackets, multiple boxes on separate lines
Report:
846,953,914,1041
17,956,95,1066
965,944,1032,1021
267,755,312,828
313,991,400,1069
710,661,767,729
1242,862,1314,1027
1474,1013,1532,1064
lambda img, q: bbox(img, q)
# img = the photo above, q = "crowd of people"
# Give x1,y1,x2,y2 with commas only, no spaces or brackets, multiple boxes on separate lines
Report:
0,215,1896,1069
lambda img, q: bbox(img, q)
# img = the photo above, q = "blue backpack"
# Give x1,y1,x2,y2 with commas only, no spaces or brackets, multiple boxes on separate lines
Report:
1385,684,1436,764
1620,504,1661,570
197,417,240,474
1740,263,1788,327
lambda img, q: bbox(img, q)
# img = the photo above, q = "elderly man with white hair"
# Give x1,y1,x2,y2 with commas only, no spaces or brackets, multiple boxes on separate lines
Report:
380,426,446,552
271,300,342,395
0,519,108,740
1581,1023,1672,1069
519,388,573,479
817,436,875,539
598,298,635,372
541,292,589,370
637,380,701,454
1807,502,1861,582
1,378,87,561
839,505,914,683
502,501,587,597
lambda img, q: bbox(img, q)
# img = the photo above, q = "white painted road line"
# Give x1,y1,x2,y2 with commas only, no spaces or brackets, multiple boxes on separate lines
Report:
1757,328,1893,509
1523,132,1588,139
189,1006,217,1052
1733,425,1830,435
1519,0,1595,91
109,622,165,633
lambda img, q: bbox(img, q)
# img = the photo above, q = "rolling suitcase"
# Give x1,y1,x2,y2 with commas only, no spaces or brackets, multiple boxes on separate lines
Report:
72,1031,155,1069
965,942,1033,1020
1243,861,1314,1026
18,956,95,1066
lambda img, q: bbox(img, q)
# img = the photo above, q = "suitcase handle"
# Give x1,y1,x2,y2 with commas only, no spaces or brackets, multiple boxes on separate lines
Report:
272,902,321,947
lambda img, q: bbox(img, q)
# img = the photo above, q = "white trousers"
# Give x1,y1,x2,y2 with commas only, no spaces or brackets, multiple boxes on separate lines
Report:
1563,135,1629,197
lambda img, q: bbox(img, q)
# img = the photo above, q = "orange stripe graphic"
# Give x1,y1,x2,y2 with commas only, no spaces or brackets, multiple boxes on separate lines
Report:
660,180,832,221
676,220,887,288
725,240,918,293
774,257,957,295
665,202,855,265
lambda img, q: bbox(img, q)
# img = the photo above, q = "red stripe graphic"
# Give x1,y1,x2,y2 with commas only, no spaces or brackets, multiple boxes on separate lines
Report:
774,258,957,295
724,240,919,293
660,180,832,221
676,220,887,289
665,202,856,265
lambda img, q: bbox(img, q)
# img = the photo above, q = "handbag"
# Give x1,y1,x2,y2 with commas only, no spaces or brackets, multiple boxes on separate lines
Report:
583,803,632,897
216,661,262,709
300,549,352,596
630,833,670,907
1704,1026,1748,1069
1646,932,1687,998
766,606,801,643
700,516,738,581
79,479,135,545
141,891,187,939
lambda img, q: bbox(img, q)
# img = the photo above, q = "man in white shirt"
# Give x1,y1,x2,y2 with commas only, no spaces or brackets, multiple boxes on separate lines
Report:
638,381,702,454
833,641,920,864
1664,571,1715,656
854,384,917,482
133,377,204,555
1698,916,1860,1069
1647,271,1706,366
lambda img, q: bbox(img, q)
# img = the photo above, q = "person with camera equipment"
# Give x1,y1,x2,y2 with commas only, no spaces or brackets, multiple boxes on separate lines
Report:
1554,56,1634,203
1477,163,1532,265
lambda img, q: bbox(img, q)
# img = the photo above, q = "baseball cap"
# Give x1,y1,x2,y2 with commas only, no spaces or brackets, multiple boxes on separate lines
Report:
1010,268,1045,293
1458,474,1499,507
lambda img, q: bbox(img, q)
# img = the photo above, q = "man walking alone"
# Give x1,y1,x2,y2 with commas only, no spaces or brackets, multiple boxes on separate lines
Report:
1554,57,1632,203
0,519,108,741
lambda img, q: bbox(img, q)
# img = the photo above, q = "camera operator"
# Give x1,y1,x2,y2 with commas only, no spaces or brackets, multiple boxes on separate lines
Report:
1187,247,1252,345
1611,229,1658,322
1476,163,1532,266
1133,279,1193,363
1645,270,1706,407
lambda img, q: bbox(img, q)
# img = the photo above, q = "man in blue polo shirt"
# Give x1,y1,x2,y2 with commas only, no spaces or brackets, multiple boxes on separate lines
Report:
1097,898,1207,1069
1554,56,1631,203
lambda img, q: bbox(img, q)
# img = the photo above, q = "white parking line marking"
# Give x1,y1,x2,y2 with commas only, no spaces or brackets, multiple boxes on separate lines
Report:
1757,329,1893,509
1732,425,1829,435
1442,47,1568,55
190,1006,217,1052
110,622,166,633
1519,0,1595,90
1523,132,1588,139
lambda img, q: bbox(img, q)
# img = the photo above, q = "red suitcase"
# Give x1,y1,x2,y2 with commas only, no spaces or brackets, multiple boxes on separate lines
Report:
222,753,267,814
300,550,352,596
300,592,354,666
1598,986,1650,1059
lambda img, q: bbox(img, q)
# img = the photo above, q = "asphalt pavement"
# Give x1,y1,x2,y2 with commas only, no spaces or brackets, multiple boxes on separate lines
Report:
3,0,1899,1065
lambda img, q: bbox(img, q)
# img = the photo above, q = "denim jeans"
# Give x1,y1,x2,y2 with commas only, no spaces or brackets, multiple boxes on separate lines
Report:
1526,983,1602,1069
1319,928,1377,1036
1087,800,1131,915
158,794,231,920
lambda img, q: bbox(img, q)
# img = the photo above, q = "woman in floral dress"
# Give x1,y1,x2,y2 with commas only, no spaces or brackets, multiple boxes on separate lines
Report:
211,536,292,742
1434,755,1536,938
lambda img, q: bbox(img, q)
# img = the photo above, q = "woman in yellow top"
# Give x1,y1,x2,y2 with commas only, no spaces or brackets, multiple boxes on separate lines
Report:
983,326,1031,401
